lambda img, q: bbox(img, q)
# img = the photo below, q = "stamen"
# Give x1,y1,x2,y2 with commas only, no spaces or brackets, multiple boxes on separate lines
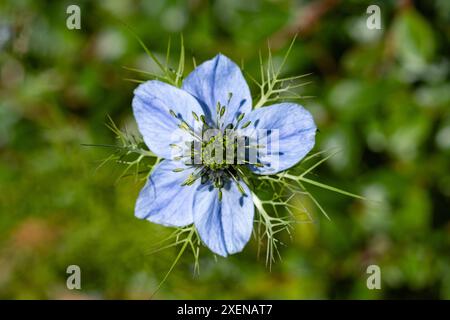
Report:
181,173,199,186
216,102,221,115
226,168,247,196
175,112,259,194
178,121,190,131
215,102,221,125
200,115,208,127
178,121,202,141
236,113,245,127
215,176,223,188
241,121,252,129
170,143,182,149
227,92,233,104
169,109,178,118
236,182,246,196
220,105,226,118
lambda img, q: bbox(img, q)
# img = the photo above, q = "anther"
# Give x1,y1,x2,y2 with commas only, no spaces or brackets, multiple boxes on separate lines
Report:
227,92,233,104
220,105,226,118
169,109,177,118
181,174,199,186
236,113,245,127
200,115,208,126
178,121,191,132
216,177,223,188
216,102,221,114
241,121,252,129
236,182,247,196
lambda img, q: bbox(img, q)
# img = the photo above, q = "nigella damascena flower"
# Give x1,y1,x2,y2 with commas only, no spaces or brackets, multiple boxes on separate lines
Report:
132,54,316,257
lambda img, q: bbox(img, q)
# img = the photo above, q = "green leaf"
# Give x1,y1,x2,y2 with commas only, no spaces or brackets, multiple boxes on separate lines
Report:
393,9,436,65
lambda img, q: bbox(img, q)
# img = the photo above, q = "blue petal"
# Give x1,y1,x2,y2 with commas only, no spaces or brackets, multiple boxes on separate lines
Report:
132,80,205,159
182,54,252,128
193,181,254,257
241,103,316,175
135,160,198,227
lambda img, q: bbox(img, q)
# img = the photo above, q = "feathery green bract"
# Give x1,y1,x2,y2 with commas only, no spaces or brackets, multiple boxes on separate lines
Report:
123,34,185,88
250,36,314,109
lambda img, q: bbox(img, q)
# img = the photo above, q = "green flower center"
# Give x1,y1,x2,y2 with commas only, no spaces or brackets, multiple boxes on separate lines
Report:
169,100,262,200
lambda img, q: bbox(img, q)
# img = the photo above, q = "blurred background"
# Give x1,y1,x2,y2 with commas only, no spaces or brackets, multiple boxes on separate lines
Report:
1,0,449,299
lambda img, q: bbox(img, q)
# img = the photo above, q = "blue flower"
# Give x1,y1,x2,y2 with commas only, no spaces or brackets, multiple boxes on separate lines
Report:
132,54,316,257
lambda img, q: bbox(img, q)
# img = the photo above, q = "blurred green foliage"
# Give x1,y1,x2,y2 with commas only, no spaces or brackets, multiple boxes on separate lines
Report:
0,0,449,299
